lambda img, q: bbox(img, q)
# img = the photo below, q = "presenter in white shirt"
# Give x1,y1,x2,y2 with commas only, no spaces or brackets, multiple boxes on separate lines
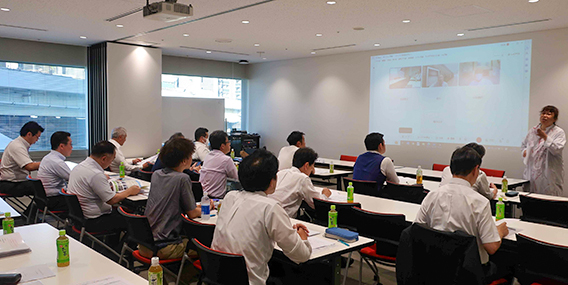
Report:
269,147,331,218
192,127,210,161
277,131,306,171
522,105,566,196
212,149,312,285
108,127,149,175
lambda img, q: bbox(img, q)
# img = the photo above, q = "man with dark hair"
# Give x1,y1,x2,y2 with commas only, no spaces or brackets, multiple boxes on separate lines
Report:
193,127,210,161
212,149,312,285
199,130,238,198
415,147,510,282
278,131,306,171
141,138,208,259
352,132,399,187
68,141,140,235
0,121,44,196
440,142,498,200
36,131,73,211
269,147,332,218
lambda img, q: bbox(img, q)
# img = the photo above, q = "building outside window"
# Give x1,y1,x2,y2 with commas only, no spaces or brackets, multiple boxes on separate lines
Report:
0,61,88,152
161,74,243,132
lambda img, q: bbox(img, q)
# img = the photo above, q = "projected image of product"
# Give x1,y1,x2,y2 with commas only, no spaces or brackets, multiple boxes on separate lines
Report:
422,64,458,88
459,60,501,86
389,66,422,89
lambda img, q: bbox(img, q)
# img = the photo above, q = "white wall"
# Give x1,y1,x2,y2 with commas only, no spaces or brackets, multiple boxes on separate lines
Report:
107,43,163,157
248,27,568,193
162,55,247,79
162,97,225,142
0,37,87,67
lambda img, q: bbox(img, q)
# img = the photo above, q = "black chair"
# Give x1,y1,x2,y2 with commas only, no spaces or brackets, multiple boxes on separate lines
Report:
379,182,429,204
192,238,249,285
515,233,568,284
191,181,204,202
26,176,67,226
349,207,409,284
60,188,121,259
520,195,568,228
312,198,360,229
137,169,153,182
181,214,216,284
343,177,379,197
396,223,485,285
117,206,185,284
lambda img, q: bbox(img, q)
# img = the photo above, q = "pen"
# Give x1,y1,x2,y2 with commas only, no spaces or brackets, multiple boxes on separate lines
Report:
338,240,350,246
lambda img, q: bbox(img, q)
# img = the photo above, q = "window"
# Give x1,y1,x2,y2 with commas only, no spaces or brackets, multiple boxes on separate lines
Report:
162,74,243,132
0,61,88,152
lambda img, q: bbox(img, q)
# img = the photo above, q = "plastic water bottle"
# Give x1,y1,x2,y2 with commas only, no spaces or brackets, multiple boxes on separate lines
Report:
148,257,163,285
201,192,210,221
416,166,423,184
495,197,505,221
502,176,508,193
230,149,235,159
57,229,70,267
328,205,337,228
119,161,125,179
2,212,14,234
329,161,334,173
347,182,354,203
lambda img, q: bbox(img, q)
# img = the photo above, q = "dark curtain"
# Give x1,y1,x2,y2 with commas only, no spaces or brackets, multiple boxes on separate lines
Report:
87,42,108,154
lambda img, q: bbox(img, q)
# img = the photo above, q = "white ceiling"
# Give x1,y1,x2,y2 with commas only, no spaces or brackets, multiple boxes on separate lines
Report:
0,0,567,63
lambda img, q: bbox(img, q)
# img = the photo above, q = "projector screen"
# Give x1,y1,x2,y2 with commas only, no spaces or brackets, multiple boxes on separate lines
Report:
369,40,532,152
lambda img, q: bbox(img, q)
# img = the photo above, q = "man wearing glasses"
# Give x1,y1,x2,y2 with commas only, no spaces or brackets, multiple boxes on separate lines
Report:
199,130,238,199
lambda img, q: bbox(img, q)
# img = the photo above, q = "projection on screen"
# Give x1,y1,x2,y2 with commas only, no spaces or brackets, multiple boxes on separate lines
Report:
369,40,532,151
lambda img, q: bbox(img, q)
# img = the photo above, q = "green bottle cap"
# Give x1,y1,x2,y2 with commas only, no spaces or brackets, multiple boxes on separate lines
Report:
498,197,503,202
5,212,10,218
330,205,336,210
348,182,353,186
120,161,124,165
59,229,66,236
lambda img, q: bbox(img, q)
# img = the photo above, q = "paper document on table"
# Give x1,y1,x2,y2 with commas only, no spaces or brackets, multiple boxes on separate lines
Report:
23,281,44,285
327,191,346,202
0,232,31,258
308,230,321,237
4,264,55,283
73,276,136,285
139,154,158,166
495,219,522,240
398,177,415,185
108,178,141,193
308,236,336,250
314,168,332,175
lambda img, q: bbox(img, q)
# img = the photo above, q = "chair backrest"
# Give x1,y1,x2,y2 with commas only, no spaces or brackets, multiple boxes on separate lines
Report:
312,198,360,228
117,206,157,253
339,155,357,162
138,170,153,182
192,238,249,285
396,223,485,285
191,181,204,202
480,167,505,178
516,233,568,284
27,175,49,209
60,188,86,228
181,214,216,247
432,164,448,171
380,182,429,204
350,207,408,257
520,195,568,228
343,177,379,197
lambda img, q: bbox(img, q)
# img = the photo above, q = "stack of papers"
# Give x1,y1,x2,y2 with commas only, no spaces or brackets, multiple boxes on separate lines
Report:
0,232,31,258
3,264,55,283
308,236,336,250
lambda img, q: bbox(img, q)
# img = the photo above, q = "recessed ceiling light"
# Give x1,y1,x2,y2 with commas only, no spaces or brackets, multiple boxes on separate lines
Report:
254,43,260,47
402,19,411,23
206,50,212,54
311,51,316,54
528,0,539,2
327,1,337,4
241,20,250,24
79,36,87,39
0,7,10,12
457,33,465,37
183,33,189,37
316,33,323,37
374,43,381,47
116,24,124,28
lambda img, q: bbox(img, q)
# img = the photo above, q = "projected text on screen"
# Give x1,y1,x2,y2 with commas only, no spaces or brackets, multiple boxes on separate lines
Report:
370,40,532,148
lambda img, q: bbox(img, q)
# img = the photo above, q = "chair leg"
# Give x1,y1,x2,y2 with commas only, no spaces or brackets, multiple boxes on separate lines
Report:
34,208,40,224
176,253,188,285
84,232,122,260
342,252,353,285
80,227,85,242
41,206,48,223
119,242,127,266
359,254,363,285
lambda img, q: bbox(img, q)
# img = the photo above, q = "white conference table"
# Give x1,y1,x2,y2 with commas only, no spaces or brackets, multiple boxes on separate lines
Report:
0,198,22,218
315,158,355,169
0,223,147,285
396,166,529,188
312,168,353,190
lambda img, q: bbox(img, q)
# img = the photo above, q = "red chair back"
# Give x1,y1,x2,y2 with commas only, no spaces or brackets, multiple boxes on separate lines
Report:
432,164,448,171
480,168,505,178
340,155,357,162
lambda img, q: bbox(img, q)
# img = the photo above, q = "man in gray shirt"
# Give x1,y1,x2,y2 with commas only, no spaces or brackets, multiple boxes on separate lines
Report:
37,131,73,211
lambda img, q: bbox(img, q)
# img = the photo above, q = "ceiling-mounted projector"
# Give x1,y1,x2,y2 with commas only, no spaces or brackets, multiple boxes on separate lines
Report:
143,0,193,22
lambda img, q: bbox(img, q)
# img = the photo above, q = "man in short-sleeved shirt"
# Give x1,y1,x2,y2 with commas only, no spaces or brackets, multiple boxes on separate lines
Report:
353,132,399,187
200,130,238,198
0,121,44,197
192,127,210,161
277,131,305,171
37,131,74,211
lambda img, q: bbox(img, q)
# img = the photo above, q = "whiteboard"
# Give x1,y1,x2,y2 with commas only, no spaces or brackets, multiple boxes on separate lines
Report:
161,97,225,142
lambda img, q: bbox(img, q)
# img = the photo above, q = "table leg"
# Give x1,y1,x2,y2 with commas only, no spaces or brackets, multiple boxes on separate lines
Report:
342,252,353,285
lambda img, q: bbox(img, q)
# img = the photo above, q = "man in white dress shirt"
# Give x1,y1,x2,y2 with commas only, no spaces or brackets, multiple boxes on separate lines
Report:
192,127,210,161
415,146,510,282
37,131,73,211
352,132,399,187
0,121,44,196
269,147,331,218
108,127,148,175
277,131,306,171
212,149,312,285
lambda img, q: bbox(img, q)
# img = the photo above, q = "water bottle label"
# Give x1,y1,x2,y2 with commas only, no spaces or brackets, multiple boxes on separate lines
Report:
201,205,210,215
2,220,14,234
149,271,163,285
57,239,70,263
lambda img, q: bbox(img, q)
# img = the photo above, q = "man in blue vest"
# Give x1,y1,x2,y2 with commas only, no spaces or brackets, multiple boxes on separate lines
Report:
353,132,399,187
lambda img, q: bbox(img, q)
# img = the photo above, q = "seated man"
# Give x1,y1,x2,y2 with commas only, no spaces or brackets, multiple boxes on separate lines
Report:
199,130,238,199
192,127,210,162
269,147,332,218
440,142,498,200
277,131,306,171
68,141,140,234
415,147,509,282
141,138,207,259
108,127,149,175
353,132,399,186
37,131,73,211
0,121,44,196
212,149,312,285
